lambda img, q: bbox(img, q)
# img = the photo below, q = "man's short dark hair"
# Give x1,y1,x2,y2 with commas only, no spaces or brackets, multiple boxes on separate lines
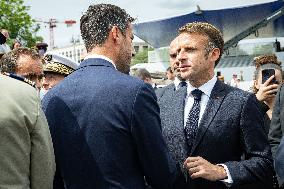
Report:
80,4,134,52
166,67,173,73
0,47,41,73
134,68,151,80
179,22,224,63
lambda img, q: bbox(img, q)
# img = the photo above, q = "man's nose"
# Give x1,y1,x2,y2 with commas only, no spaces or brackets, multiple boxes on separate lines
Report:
42,79,49,90
177,49,186,61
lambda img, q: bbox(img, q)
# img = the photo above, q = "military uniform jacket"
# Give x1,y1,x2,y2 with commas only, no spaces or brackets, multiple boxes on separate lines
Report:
0,74,55,189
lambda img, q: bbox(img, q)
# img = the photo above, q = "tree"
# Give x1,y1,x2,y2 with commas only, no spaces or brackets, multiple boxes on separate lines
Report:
131,47,154,65
0,0,43,48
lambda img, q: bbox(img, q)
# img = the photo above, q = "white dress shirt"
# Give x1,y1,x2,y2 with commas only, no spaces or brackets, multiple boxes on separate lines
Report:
183,76,217,126
183,76,233,185
84,54,117,70
174,77,181,90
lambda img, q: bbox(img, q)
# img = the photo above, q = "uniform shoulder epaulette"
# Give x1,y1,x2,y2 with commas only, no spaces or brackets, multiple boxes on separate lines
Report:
3,72,37,88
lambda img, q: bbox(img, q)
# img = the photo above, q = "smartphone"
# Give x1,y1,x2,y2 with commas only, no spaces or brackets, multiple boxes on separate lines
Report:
262,69,278,85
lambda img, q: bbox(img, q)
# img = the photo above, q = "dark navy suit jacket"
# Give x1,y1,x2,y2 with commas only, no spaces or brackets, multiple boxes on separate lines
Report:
42,58,185,189
158,80,273,189
275,136,284,186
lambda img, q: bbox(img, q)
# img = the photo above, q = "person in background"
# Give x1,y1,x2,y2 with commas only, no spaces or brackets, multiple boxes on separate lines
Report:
35,42,48,57
11,39,22,50
229,74,238,87
275,136,284,188
269,82,284,189
0,32,6,59
0,29,11,53
218,75,225,82
253,54,282,133
0,47,44,90
42,52,79,93
155,36,187,99
0,73,55,189
166,66,175,81
252,54,283,188
133,68,157,89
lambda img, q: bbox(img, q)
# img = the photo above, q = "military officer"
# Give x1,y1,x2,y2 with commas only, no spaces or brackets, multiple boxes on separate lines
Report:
42,52,79,92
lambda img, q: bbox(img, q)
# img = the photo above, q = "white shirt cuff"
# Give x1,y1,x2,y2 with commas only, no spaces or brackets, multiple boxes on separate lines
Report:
218,164,233,186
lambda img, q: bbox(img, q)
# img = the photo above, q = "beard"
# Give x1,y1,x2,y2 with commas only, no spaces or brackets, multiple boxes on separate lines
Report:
115,48,131,75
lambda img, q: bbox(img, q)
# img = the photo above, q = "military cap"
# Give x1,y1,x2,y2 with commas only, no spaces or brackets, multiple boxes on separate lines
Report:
43,52,79,76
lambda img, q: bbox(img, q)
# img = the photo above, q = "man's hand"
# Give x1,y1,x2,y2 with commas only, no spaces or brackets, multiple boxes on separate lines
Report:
183,156,227,181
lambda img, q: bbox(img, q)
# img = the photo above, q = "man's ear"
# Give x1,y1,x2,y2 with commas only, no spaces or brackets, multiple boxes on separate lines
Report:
110,26,120,43
210,48,221,63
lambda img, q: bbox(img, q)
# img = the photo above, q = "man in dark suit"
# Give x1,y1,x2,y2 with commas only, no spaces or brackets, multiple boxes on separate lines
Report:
275,136,284,187
269,84,284,188
156,36,186,100
160,22,273,189
269,84,284,157
42,4,185,189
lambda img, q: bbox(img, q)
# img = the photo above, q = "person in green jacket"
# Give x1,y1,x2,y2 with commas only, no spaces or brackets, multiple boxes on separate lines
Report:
0,73,55,189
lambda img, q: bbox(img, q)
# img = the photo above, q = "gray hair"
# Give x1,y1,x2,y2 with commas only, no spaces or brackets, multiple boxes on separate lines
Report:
0,47,40,73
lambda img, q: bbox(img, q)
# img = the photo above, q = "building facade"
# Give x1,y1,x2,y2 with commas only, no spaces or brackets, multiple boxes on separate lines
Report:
48,41,151,63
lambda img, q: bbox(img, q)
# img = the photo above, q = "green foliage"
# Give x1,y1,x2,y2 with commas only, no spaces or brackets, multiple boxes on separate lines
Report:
131,47,154,65
0,0,43,47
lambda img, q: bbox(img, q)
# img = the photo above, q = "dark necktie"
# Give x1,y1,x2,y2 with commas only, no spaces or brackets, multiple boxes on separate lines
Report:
177,81,187,90
184,89,203,153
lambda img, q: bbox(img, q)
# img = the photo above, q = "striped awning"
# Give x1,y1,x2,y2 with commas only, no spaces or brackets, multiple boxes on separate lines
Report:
216,55,255,68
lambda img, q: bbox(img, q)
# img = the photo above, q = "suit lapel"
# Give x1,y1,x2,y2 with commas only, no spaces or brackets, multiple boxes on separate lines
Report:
172,86,187,130
161,84,186,135
160,85,188,168
190,80,227,155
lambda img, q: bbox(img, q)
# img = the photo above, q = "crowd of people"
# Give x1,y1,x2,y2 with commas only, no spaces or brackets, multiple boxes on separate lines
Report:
0,3,284,189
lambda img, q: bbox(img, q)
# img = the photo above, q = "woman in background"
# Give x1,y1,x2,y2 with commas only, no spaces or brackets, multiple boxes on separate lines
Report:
253,54,283,133
253,54,283,189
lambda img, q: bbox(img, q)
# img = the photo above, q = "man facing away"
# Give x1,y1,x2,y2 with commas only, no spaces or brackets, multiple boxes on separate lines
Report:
42,4,186,189
159,22,273,189
133,68,157,90
0,73,55,189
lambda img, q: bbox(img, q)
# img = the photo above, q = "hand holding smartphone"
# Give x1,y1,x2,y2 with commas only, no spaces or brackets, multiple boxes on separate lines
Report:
262,69,279,85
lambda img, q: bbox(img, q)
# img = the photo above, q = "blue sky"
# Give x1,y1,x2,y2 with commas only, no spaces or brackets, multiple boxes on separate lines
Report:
25,0,274,49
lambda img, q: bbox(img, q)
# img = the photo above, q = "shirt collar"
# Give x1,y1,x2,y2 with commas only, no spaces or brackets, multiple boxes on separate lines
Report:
187,76,217,97
84,54,117,70
174,77,183,89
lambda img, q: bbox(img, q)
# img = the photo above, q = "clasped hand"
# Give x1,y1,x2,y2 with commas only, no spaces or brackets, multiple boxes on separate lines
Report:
183,156,227,181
